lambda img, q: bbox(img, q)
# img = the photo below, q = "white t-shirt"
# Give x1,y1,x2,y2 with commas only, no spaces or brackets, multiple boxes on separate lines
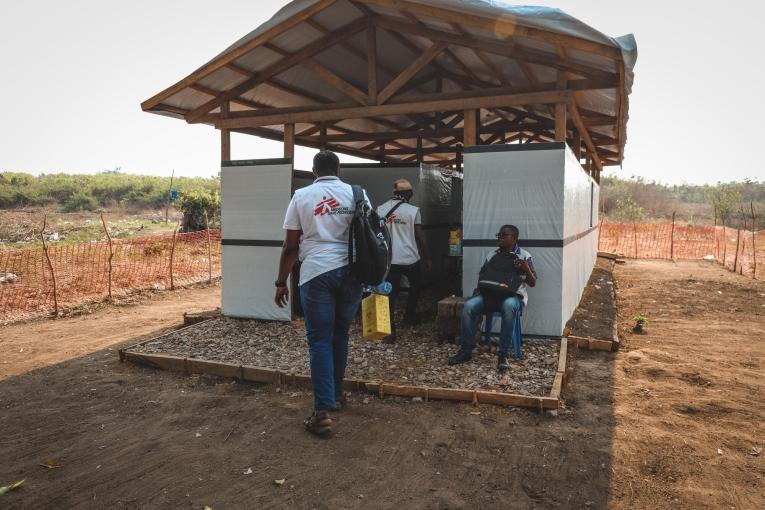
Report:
377,199,422,266
283,176,371,286
480,246,535,306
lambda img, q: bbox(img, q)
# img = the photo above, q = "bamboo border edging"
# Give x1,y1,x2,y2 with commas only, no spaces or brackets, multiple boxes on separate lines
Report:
120,347,562,411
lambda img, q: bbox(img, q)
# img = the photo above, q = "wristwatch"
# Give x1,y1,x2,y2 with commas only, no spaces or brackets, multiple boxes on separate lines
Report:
275,280,287,288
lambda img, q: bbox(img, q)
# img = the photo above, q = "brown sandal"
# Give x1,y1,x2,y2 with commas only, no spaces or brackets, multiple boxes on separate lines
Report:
304,411,333,438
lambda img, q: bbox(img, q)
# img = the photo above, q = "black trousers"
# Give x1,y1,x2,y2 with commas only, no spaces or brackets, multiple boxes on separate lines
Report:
388,261,422,335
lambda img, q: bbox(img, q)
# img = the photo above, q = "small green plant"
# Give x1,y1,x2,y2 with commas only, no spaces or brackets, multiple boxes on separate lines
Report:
632,314,648,333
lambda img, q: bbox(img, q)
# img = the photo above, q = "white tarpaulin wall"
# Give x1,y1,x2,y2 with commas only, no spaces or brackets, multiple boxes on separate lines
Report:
339,164,459,285
221,159,295,321
462,143,599,337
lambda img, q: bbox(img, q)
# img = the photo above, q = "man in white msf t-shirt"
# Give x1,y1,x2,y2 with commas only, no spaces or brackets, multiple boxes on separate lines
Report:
376,179,431,342
275,150,371,438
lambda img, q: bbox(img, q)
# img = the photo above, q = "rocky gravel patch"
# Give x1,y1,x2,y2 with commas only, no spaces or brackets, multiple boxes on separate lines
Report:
131,316,560,396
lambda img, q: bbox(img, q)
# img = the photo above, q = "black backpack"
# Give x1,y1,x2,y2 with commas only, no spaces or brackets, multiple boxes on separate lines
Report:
348,185,392,286
477,251,524,310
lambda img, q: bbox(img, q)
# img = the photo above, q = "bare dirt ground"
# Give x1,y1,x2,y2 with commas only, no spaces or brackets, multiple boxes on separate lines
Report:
0,260,763,509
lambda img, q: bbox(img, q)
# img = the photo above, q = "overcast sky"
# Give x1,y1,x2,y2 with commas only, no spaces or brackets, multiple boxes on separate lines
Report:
1,1,762,184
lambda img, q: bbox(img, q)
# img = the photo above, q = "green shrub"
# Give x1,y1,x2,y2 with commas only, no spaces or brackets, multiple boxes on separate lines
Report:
63,190,99,212
178,190,220,232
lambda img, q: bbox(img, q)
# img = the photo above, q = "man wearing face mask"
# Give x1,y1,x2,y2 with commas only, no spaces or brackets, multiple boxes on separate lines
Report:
447,224,536,371
376,179,431,343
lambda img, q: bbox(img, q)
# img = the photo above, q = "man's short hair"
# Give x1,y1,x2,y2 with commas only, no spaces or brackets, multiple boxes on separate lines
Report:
500,224,520,239
313,151,340,176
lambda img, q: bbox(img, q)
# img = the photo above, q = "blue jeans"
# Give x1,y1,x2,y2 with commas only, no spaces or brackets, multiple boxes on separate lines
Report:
299,266,362,411
460,295,522,357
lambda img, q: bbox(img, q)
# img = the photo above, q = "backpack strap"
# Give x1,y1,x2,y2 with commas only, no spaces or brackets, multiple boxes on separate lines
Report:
351,184,364,209
384,199,406,221
349,185,364,267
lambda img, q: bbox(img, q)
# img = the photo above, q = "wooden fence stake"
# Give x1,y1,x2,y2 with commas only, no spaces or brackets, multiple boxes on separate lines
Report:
733,227,741,273
39,216,59,318
751,202,757,279
100,213,114,300
204,211,212,283
169,220,180,290
670,212,675,260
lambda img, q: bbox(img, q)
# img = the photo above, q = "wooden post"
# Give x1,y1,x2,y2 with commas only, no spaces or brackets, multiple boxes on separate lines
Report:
169,221,180,290
204,211,212,283
751,202,757,278
319,124,327,150
39,215,58,318
554,102,566,142
455,143,463,172
722,217,728,267
572,129,582,161
283,123,295,159
100,213,114,300
733,227,741,273
670,211,675,260
416,136,423,163
221,101,231,161
165,169,174,225
463,109,478,146
367,25,377,104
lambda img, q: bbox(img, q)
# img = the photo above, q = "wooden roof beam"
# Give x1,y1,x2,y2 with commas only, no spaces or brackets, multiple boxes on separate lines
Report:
372,15,619,82
377,41,446,104
218,89,571,128
355,0,621,59
184,19,369,123
142,0,339,110
568,100,603,172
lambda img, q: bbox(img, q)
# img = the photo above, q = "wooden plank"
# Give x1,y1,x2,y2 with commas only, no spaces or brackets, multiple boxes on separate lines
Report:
358,0,621,59
283,123,295,159
549,372,564,399
184,19,369,123
367,25,378,103
558,338,568,375
241,365,282,384
218,89,571,128
142,0,338,110
476,391,557,409
122,352,188,373
371,15,619,82
187,359,241,379
378,41,446,104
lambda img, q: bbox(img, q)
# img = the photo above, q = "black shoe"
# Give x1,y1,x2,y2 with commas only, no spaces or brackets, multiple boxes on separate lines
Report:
304,411,333,438
497,354,510,372
448,349,472,366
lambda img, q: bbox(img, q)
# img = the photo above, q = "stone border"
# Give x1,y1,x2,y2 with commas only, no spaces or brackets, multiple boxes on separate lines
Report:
119,328,570,412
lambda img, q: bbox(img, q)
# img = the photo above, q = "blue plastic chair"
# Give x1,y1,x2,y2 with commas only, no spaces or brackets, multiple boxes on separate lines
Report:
482,306,523,359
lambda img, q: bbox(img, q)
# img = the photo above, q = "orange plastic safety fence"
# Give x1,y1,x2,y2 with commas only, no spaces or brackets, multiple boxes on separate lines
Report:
598,223,763,280
1,229,221,323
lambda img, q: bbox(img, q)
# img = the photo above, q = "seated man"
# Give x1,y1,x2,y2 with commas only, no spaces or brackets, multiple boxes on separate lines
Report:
448,224,537,371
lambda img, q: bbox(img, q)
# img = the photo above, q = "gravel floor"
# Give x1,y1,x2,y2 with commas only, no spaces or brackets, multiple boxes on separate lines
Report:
130,315,560,396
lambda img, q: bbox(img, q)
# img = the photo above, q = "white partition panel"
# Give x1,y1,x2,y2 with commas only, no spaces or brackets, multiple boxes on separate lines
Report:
221,159,294,321
462,143,598,337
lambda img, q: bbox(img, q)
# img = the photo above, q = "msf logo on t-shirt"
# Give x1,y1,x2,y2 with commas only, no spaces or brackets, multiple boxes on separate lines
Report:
314,196,340,216
386,213,406,225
